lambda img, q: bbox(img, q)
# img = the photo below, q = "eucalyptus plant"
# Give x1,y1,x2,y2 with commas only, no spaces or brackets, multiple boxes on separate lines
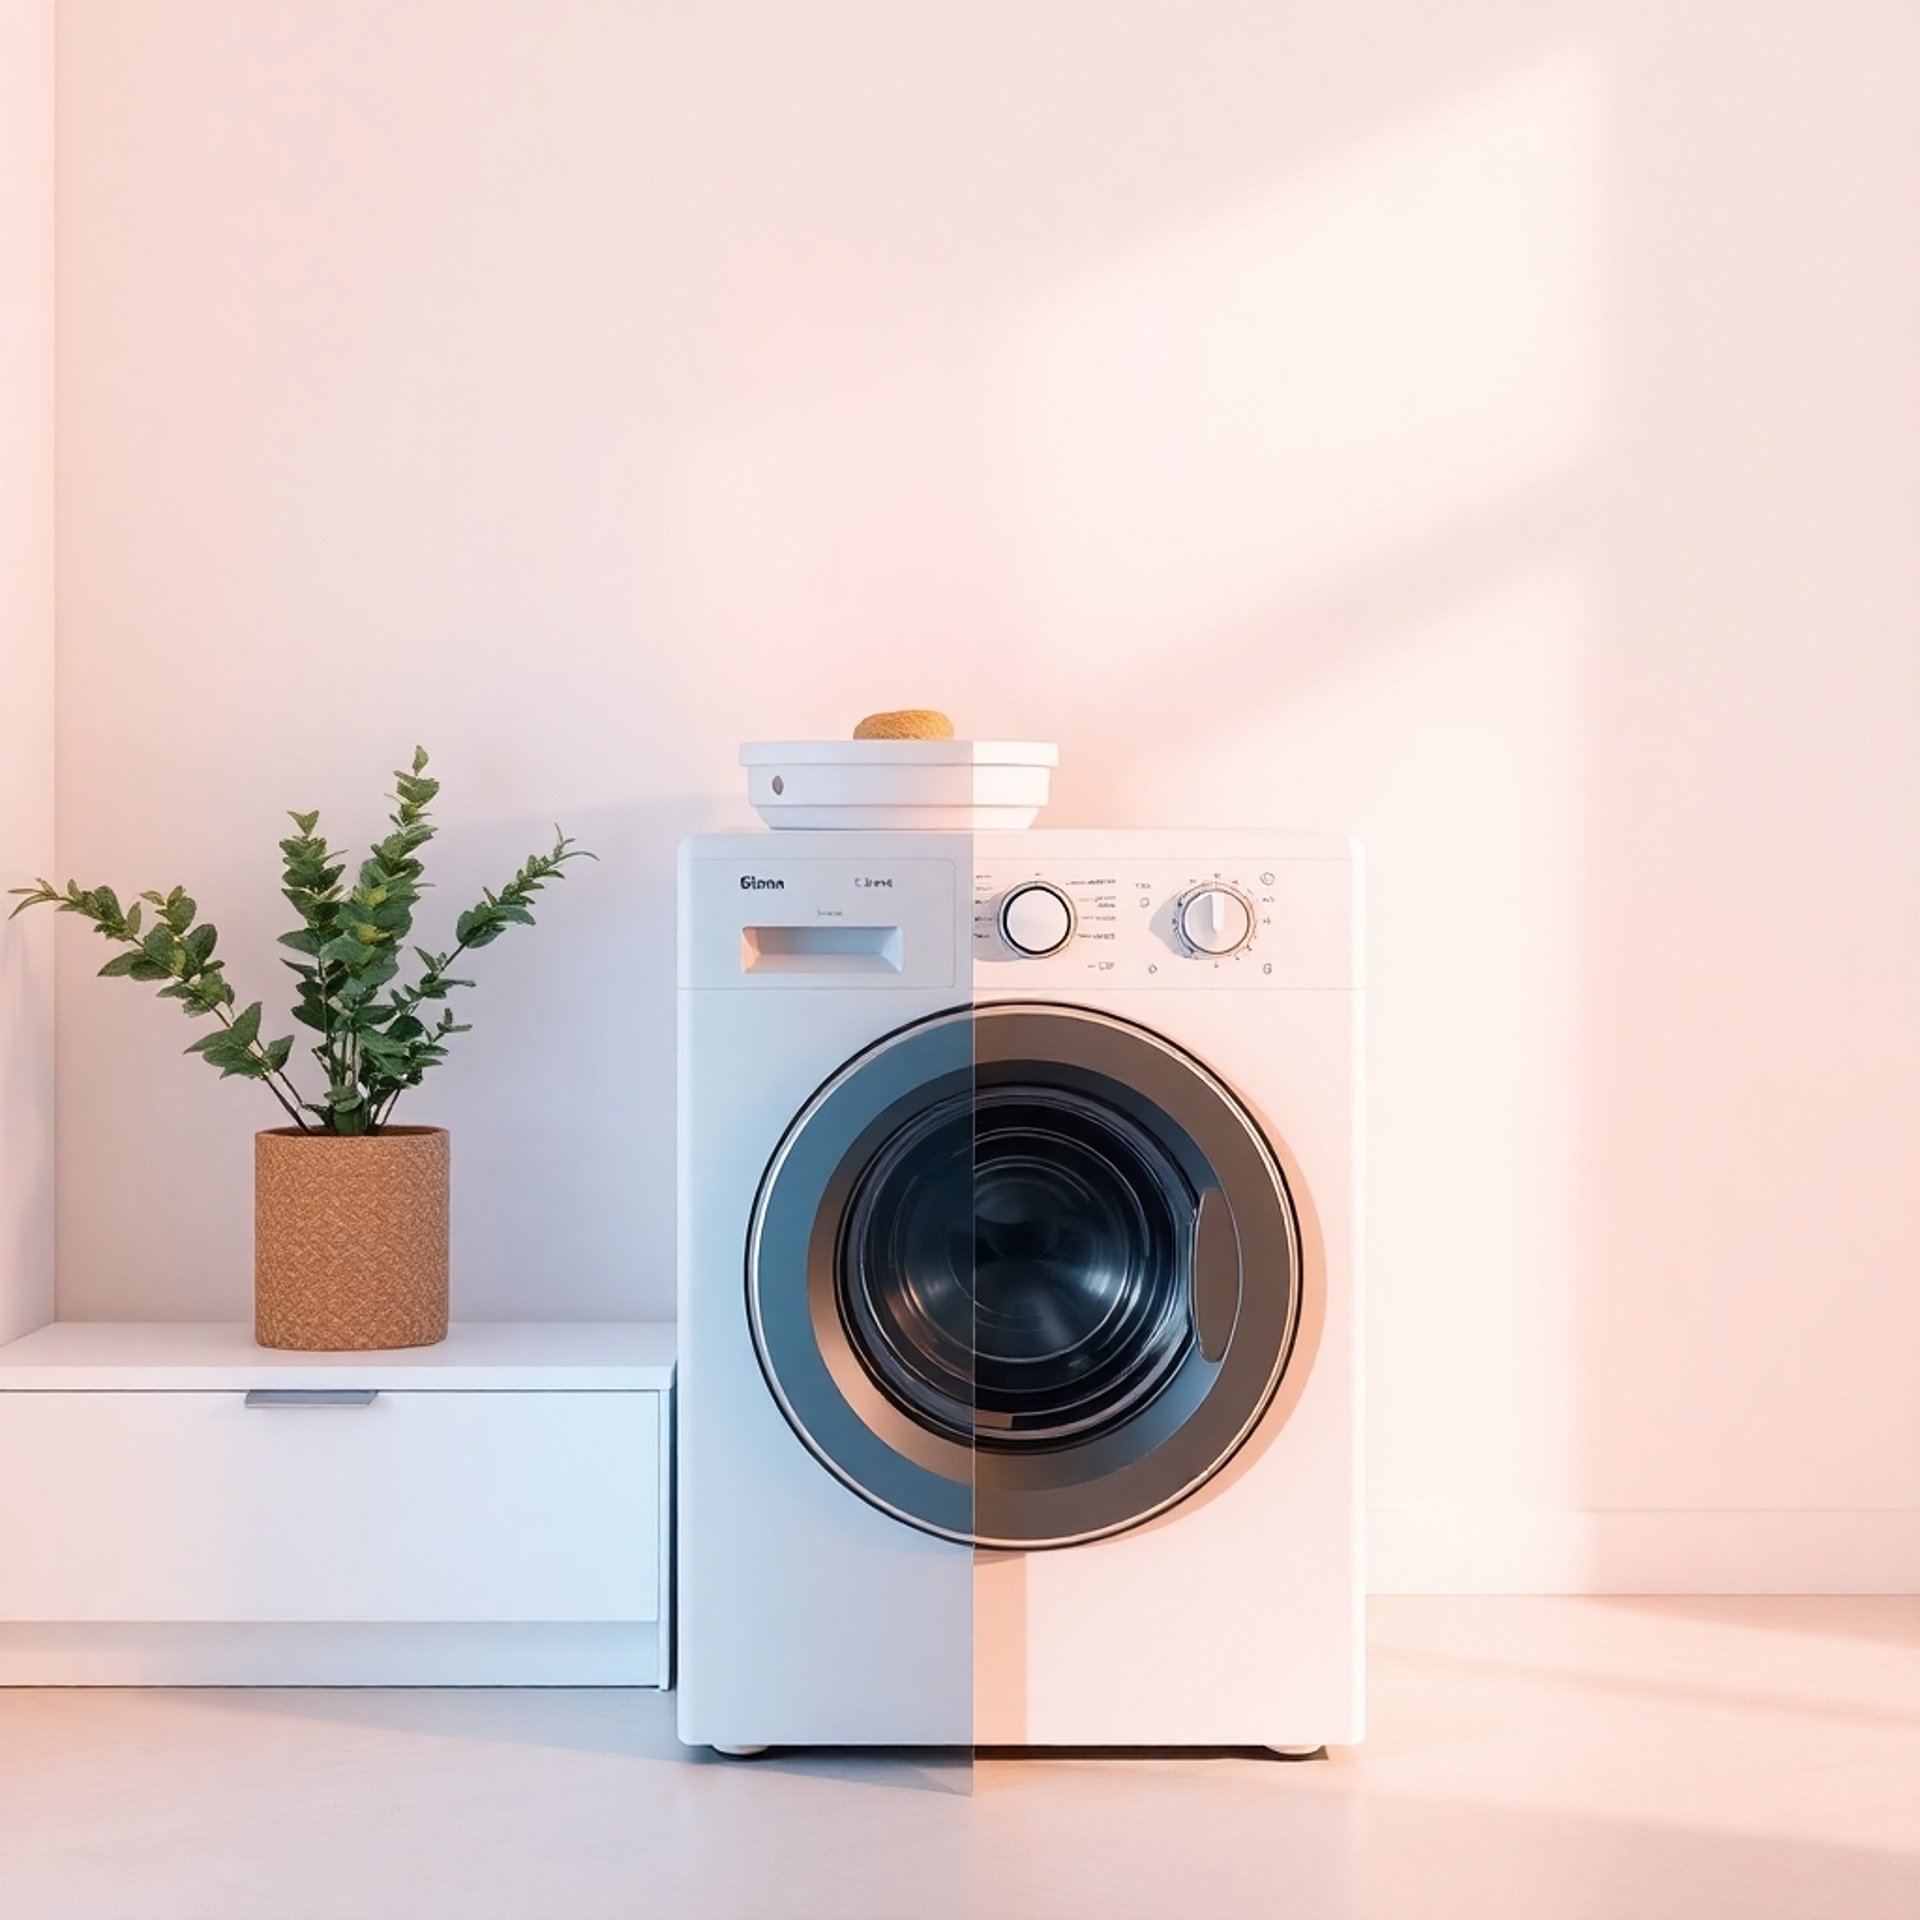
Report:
10,749,591,1136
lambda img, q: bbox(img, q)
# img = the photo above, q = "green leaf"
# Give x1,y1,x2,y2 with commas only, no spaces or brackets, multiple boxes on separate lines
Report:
184,923,217,966
361,897,413,932
263,1035,294,1072
7,883,56,919
316,933,373,968
278,928,321,955
357,955,400,992
376,826,431,866
288,810,320,835
229,1001,263,1049
193,967,234,1008
97,952,142,978
127,959,172,983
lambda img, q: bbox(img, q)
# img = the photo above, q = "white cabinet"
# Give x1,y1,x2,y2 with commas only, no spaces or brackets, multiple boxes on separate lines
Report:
0,1389,657,1623
0,1321,673,1685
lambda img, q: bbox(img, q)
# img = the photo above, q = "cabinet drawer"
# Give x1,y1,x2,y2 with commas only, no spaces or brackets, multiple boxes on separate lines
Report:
0,1389,659,1624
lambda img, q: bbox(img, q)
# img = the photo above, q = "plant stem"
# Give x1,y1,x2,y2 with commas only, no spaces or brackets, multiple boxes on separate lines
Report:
389,936,476,1029
317,955,346,1111
367,933,478,1131
125,932,313,1131
201,998,312,1131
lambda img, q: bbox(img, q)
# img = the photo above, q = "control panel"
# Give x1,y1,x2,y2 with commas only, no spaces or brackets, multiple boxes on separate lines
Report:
680,838,1355,993
972,858,1352,989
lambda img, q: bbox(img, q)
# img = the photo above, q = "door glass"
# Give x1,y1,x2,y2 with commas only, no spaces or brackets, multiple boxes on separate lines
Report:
841,1081,1196,1460
839,1089,977,1445
967,1085,1193,1449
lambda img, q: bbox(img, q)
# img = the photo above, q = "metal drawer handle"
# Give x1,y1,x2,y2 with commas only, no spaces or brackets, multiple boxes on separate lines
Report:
243,1388,380,1409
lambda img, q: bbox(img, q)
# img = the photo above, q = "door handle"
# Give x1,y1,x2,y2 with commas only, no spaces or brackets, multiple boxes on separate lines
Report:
242,1388,380,1408
1191,1187,1242,1363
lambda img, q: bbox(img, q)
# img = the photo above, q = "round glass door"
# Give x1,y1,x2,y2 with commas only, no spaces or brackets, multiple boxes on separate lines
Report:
840,1083,1195,1450
748,1004,1305,1549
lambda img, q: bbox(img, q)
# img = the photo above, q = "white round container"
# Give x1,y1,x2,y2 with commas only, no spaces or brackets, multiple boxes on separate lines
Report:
741,740,1058,830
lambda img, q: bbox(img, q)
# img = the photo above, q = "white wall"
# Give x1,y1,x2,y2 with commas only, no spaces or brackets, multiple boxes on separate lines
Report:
0,0,56,1346
51,1,1920,1589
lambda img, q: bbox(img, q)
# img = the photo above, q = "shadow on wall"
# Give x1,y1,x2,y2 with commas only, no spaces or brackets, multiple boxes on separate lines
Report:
429,793,734,1323
0,928,56,1344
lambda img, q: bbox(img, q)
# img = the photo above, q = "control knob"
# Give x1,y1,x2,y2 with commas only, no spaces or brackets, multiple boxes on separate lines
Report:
1175,884,1255,958
999,882,1076,957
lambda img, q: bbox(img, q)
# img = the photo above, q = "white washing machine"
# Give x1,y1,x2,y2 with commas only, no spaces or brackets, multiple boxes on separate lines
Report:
677,830,1362,1753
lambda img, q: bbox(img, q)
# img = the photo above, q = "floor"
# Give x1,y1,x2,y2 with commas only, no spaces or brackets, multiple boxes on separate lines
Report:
0,1598,1913,1919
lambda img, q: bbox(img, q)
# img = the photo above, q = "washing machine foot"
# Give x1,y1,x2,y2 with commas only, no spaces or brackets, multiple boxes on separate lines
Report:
712,1742,770,1759
1264,1744,1326,1760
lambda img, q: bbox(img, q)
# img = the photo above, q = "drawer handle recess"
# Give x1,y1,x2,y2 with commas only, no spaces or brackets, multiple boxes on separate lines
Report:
243,1388,381,1409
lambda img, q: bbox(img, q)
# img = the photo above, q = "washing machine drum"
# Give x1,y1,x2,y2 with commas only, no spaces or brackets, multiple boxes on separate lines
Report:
747,1004,1305,1549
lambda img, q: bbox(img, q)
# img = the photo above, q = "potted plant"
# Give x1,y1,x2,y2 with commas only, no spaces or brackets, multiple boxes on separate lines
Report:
11,749,590,1351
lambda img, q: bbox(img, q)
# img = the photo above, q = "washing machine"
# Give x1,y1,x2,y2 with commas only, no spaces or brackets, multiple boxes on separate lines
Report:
676,830,1361,1752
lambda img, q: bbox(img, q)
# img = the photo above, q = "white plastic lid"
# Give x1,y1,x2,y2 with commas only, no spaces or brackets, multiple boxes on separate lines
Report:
739,740,1058,767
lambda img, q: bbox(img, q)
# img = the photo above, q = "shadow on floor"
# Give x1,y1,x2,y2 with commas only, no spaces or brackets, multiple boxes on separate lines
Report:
176,1685,971,1795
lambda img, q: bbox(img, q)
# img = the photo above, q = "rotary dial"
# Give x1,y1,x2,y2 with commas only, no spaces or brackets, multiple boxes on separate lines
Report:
998,882,1076,957
1175,884,1256,958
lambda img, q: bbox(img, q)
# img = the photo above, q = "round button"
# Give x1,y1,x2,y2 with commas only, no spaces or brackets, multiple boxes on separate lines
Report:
999,883,1075,957
1175,884,1255,958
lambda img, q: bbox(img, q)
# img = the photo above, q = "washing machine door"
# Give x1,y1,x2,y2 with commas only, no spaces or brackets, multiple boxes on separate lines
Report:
748,998,1305,1551
748,1003,1305,1549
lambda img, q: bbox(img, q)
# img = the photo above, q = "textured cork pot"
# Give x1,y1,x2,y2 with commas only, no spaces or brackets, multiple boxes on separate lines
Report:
254,1127,450,1351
